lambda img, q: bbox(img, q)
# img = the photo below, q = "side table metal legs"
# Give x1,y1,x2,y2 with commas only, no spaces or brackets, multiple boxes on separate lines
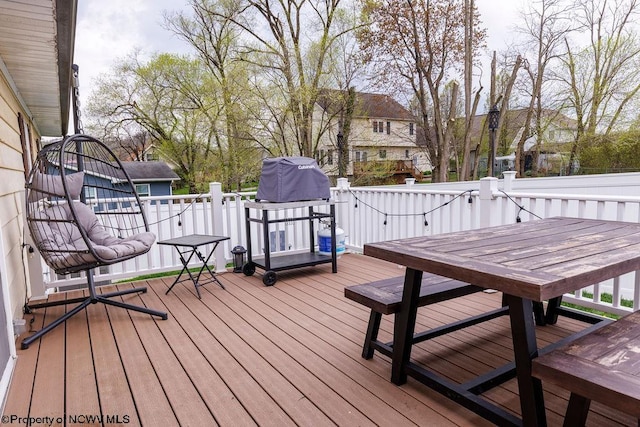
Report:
164,241,226,299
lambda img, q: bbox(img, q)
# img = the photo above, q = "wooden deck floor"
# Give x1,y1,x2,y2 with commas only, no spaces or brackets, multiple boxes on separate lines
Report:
4,253,637,426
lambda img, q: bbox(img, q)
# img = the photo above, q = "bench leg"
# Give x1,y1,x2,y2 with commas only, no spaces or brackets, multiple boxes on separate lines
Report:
545,296,563,325
563,393,591,427
362,311,382,359
508,293,546,325
533,301,546,326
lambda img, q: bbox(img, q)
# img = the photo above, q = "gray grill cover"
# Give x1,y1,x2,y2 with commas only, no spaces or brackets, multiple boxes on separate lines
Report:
256,157,330,202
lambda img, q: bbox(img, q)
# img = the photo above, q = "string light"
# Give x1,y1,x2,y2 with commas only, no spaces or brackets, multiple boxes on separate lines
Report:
347,189,474,226
499,190,543,222
146,192,207,226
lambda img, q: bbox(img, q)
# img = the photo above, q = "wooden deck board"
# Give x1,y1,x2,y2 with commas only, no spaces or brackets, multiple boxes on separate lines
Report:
152,277,297,426
167,278,348,426
86,299,140,426
141,279,257,427
217,273,437,426
4,253,637,426
105,294,179,426
118,284,218,426
29,296,66,422
64,303,101,420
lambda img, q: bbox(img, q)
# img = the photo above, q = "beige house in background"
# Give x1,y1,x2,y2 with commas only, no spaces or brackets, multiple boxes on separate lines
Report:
314,90,430,181
0,0,76,404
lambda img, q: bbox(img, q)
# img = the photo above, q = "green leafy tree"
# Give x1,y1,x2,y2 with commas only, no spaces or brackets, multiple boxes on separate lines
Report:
165,0,262,191
579,130,640,173
559,0,640,173
87,53,221,193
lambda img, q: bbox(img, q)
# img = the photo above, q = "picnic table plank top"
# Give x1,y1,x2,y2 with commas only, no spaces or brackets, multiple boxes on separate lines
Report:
364,217,640,301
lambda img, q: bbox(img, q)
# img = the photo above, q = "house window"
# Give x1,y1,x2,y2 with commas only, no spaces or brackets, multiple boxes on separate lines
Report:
84,186,96,200
405,149,410,159
145,152,159,161
379,150,387,159
409,123,414,136
373,121,385,133
373,121,378,133
321,150,327,166
386,121,391,134
327,149,334,165
355,151,368,162
135,184,151,197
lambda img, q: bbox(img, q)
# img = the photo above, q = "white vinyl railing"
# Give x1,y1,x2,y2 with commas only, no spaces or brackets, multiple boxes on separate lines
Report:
35,172,640,316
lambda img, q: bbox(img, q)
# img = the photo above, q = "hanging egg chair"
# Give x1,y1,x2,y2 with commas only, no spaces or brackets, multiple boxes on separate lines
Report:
22,134,167,349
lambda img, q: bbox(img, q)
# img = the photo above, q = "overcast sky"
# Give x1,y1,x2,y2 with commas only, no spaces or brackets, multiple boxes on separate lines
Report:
73,0,521,127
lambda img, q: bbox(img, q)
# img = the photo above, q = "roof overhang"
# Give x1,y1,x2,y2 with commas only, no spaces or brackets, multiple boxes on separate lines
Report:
0,0,77,137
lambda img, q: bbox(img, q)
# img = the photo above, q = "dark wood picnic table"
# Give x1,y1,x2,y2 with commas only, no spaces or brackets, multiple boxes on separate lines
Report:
364,217,640,427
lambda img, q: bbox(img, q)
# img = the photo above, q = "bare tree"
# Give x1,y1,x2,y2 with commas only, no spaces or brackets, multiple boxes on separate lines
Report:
358,0,485,182
205,0,357,158
560,0,640,173
459,0,483,181
512,0,573,176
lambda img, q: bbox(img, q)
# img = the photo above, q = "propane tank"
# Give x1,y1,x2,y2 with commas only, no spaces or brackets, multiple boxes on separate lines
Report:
318,225,345,257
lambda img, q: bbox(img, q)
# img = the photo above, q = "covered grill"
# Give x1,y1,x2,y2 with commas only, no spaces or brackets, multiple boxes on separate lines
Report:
256,157,330,203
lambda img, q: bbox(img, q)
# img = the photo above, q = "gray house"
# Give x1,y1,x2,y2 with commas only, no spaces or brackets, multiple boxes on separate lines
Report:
121,161,180,198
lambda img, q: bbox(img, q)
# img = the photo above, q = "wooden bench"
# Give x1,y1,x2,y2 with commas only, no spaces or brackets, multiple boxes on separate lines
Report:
532,310,640,426
344,274,509,359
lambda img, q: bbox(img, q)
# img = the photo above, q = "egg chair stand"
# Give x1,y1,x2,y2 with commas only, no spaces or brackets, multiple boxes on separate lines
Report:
22,271,167,349
22,134,168,350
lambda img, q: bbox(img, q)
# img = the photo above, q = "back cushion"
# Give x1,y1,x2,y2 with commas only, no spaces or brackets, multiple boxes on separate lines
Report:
29,171,85,201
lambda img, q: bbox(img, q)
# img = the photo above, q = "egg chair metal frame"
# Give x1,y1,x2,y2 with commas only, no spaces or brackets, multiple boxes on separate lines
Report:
22,134,167,349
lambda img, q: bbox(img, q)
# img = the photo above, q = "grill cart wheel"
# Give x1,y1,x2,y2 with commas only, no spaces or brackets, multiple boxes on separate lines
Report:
242,262,256,276
263,270,277,286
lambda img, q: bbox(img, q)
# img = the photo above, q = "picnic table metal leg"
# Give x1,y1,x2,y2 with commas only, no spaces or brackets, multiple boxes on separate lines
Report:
391,268,422,385
506,294,547,427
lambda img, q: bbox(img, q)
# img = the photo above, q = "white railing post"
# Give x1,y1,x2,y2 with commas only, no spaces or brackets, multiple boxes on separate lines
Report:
209,182,227,272
503,171,517,192
479,177,499,228
335,178,351,248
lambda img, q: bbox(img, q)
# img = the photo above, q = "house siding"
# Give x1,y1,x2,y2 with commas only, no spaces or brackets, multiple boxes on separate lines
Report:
313,103,430,176
0,70,38,326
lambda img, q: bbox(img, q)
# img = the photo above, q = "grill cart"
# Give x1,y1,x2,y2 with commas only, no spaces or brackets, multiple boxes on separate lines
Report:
243,200,337,286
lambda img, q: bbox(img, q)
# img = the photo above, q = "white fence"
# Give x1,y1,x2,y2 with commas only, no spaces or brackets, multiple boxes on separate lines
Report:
35,172,640,316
